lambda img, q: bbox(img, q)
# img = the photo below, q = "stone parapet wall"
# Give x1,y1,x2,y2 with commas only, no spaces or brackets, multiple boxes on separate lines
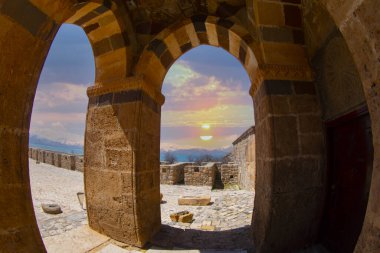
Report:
29,147,83,172
44,151,54,165
160,162,193,185
221,164,239,186
184,163,216,187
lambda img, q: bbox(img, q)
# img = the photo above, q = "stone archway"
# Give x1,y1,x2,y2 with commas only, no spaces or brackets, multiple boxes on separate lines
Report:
1,0,379,252
0,0,132,252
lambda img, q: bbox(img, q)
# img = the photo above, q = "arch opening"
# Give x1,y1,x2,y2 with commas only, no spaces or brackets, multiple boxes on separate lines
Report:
155,45,256,250
28,23,94,247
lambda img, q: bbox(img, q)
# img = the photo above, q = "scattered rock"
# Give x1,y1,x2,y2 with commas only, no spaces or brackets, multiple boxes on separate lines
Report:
178,195,211,206
170,211,193,223
160,193,163,202
41,203,62,214
178,213,193,223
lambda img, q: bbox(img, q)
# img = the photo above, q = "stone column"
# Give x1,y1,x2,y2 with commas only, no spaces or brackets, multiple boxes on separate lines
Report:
84,77,164,246
251,79,326,253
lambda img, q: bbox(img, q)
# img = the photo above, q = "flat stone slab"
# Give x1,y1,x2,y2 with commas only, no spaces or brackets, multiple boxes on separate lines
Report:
43,225,109,253
178,195,211,206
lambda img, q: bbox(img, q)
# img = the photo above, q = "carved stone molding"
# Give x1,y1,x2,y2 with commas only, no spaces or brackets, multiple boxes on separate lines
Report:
260,64,315,81
249,70,264,96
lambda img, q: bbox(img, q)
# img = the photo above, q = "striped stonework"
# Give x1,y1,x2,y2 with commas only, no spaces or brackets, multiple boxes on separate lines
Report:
65,1,133,83
135,15,260,89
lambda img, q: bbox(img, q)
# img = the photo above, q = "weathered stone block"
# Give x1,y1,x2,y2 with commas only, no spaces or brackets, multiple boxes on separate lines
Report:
178,213,193,223
178,195,211,206
170,211,193,223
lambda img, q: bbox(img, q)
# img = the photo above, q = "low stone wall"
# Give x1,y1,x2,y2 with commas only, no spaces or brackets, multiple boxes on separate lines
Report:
29,147,83,172
44,151,54,165
221,164,239,186
74,156,84,172
37,149,45,163
160,162,193,185
53,153,62,167
184,163,216,187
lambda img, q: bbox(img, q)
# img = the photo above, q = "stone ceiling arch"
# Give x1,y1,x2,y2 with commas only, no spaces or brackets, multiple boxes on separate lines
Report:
134,15,261,93
63,0,135,85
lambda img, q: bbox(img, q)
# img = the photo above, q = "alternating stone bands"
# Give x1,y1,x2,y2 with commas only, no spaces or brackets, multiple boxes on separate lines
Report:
88,89,161,113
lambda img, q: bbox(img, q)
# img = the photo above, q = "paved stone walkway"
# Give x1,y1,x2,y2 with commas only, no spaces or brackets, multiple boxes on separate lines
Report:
160,185,254,231
30,160,329,253
29,160,254,250
30,160,87,238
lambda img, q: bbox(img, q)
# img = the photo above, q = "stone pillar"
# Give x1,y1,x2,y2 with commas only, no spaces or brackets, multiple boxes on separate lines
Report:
84,78,164,246
252,80,326,252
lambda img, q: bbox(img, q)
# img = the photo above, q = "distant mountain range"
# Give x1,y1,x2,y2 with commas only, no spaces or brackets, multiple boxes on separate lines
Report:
29,135,83,155
160,148,232,162
29,135,232,162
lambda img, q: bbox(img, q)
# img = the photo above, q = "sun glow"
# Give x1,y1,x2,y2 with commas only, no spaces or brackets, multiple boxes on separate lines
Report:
201,124,210,129
200,135,213,141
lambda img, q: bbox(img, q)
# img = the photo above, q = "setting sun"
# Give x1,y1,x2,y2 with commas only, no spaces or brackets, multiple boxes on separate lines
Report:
201,124,210,129
200,135,213,141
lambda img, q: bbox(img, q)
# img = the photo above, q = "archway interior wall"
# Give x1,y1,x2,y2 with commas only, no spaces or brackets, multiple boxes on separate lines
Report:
307,1,380,252
302,1,367,121
0,1,71,252
252,78,326,252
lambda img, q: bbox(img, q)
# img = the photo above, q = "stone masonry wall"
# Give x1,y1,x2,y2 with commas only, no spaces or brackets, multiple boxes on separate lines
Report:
229,127,256,191
184,163,216,187
221,164,239,186
29,147,83,172
160,162,193,185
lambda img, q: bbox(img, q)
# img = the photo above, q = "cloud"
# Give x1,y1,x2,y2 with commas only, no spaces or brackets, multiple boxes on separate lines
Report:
31,82,89,146
163,61,252,112
164,60,200,88
159,60,254,149
30,120,85,146
34,82,88,110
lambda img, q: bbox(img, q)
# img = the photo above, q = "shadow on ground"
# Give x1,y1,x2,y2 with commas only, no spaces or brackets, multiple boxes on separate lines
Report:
150,225,254,250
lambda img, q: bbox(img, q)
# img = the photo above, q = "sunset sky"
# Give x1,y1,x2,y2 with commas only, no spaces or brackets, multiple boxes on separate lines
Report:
31,24,254,150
